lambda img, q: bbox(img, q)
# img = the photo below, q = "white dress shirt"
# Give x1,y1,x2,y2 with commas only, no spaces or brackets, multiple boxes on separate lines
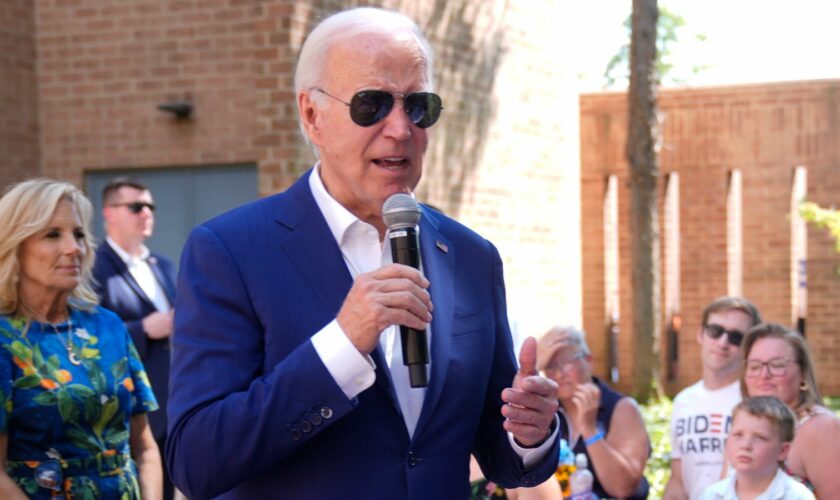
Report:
307,166,555,464
106,237,171,312
307,166,426,438
700,468,816,500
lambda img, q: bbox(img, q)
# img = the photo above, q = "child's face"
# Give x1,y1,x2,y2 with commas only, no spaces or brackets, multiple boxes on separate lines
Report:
726,412,790,477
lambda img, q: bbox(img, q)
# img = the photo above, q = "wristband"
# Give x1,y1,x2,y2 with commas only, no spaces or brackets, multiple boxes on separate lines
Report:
584,431,605,446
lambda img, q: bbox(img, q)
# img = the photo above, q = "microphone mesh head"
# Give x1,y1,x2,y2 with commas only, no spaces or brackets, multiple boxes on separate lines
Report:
382,194,422,229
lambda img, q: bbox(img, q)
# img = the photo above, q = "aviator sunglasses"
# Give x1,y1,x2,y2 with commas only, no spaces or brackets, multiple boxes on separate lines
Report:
314,88,444,128
109,202,156,214
703,323,744,347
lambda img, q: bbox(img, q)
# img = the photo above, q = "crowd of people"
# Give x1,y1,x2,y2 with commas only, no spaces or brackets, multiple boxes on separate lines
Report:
0,5,838,500
470,297,840,499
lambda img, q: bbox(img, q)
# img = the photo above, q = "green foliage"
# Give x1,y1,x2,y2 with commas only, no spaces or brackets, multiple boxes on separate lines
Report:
604,7,708,88
800,201,840,273
640,395,673,498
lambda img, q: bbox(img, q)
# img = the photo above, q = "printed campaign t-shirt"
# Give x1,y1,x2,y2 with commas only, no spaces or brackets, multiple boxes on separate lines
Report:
670,380,741,500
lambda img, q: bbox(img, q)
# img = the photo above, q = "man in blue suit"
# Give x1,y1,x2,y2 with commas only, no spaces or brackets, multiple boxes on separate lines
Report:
93,177,177,500
167,7,560,499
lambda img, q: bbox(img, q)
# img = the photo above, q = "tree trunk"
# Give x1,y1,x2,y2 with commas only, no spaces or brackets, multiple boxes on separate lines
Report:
627,0,661,403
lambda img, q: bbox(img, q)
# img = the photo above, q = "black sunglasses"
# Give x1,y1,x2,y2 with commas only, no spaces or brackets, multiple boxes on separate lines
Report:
109,202,156,214
314,88,443,128
704,323,744,346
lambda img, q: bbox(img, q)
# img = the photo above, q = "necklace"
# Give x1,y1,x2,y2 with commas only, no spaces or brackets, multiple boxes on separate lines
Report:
51,316,82,366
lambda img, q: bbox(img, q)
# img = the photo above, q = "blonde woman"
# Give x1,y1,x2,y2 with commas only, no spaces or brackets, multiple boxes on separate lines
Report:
0,179,161,499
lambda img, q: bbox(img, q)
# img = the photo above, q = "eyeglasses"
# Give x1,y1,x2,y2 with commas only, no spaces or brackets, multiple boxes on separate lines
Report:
109,202,155,214
703,323,744,347
745,357,797,378
313,88,444,128
543,352,587,374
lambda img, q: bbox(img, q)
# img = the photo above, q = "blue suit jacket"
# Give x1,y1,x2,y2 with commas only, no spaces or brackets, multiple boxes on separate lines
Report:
93,242,176,440
166,171,559,499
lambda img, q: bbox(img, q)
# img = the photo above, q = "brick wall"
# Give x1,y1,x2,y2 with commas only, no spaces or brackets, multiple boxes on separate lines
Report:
0,0,39,185
35,0,262,184
411,0,582,340
581,81,840,395
18,0,581,339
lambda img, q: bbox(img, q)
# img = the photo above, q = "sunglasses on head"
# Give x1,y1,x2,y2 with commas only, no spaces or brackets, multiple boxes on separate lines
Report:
110,202,156,214
703,323,744,346
314,88,443,128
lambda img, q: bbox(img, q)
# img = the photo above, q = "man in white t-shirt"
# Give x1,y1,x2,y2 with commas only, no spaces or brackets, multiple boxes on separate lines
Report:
663,296,762,500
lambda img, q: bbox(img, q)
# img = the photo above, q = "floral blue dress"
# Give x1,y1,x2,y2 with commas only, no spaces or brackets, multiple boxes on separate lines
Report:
0,305,158,499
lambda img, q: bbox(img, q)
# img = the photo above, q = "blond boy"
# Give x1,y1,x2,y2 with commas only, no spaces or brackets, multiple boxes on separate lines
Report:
700,396,814,500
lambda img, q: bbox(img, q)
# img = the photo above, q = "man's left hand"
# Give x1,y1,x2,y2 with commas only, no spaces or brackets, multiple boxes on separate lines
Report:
501,337,559,447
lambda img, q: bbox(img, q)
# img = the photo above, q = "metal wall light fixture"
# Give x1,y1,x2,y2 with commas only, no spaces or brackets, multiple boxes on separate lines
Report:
157,100,193,119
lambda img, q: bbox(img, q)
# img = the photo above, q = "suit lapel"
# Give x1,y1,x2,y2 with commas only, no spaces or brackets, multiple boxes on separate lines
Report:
370,346,401,414
273,174,402,413
102,243,156,309
148,256,175,306
273,177,354,323
413,211,454,439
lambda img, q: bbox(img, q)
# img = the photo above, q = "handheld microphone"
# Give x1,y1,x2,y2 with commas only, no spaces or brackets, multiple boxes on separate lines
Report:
382,193,429,388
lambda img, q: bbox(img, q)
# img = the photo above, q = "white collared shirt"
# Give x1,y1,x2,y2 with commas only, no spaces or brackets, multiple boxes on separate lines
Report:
308,165,427,438
307,165,556,464
700,469,816,500
106,237,171,313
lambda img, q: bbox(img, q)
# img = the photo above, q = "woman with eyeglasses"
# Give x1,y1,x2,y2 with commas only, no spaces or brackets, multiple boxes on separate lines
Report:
511,326,650,499
740,323,840,497
0,179,161,499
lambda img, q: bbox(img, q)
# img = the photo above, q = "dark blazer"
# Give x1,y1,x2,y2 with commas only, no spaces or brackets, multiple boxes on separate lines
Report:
166,170,559,499
93,241,176,440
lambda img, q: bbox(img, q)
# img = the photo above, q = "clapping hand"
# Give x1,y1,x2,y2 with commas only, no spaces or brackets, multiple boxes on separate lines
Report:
569,382,600,438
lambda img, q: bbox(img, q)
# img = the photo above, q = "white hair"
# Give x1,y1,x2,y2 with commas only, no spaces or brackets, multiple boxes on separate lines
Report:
294,7,435,150
294,7,434,95
555,326,591,355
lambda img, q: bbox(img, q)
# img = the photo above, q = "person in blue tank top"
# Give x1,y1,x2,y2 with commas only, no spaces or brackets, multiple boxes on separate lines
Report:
513,326,650,499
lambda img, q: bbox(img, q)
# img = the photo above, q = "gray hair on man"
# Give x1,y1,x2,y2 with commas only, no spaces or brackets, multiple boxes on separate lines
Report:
536,325,591,371
294,7,434,96
293,7,435,148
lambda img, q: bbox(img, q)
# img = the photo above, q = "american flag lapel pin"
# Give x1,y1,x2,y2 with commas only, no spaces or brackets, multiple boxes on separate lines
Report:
435,240,448,253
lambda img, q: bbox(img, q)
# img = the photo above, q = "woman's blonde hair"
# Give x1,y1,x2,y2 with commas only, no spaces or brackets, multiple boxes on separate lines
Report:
0,178,98,315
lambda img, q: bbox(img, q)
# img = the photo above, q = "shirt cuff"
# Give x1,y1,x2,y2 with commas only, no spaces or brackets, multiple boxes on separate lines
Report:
311,319,376,399
507,415,560,469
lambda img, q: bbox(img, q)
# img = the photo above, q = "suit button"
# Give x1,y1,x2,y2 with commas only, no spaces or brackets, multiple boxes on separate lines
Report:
300,421,312,433
407,451,419,467
308,414,323,426
289,428,302,441
320,406,333,420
